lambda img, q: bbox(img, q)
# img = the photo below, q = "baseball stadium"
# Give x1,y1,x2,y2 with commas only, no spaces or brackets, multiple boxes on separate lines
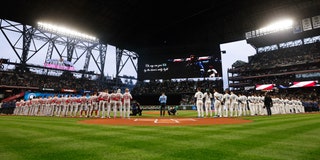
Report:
1,0,320,160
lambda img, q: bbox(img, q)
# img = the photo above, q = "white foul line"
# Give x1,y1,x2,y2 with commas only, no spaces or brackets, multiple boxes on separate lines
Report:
171,119,180,123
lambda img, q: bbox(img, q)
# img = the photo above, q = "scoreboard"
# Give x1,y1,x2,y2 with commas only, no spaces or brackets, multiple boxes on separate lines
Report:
138,53,222,80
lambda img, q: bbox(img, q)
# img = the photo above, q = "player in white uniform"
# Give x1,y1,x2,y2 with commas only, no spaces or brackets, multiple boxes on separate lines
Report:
248,94,256,116
213,89,223,117
194,88,204,118
115,89,123,118
272,97,280,115
24,99,31,116
14,100,22,115
109,90,118,118
296,99,304,113
91,92,99,117
222,89,231,117
72,95,81,117
257,95,264,115
100,89,111,118
66,95,74,117
229,91,238,117
87,93,95,117
55,95,63,117
31,97,39,116
238,93,248,116
122,88,133,118
60,95,68,117
203,89,213,117
98,90,106,118
79,94,88,117
48,96,55,116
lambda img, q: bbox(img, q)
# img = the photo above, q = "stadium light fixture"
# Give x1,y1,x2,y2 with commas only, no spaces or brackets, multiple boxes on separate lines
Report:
260,19,293,34
37,22,99,42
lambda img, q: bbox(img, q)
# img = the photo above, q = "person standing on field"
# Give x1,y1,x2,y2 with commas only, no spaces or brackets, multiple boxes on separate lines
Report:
203,89,213,117
123,88,133,118
115,89,123,118
264,92,273,116
213,89,223,117
194,87,204,118
223,89,231,117
229,91,238,117
159,92,167,116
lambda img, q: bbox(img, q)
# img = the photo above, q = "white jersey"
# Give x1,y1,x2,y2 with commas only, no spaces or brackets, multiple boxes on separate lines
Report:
223,93,231,104
239,95,247,104
123,92,132,103
194,91,204,101
230,93,238,104
203,92,212,102
214,92,222,101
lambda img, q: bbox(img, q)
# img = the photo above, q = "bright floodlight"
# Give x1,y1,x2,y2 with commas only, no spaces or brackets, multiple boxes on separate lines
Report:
260,19,293,33
37,22,98,42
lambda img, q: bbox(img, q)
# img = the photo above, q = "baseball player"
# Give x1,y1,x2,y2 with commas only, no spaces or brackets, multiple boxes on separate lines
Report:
248,94,256,116
90,92,99,117
122,88,133,118
203,89,213,117
110,89,118,118
223,89,231,117
14,100,21,115
230,91,238,117
100,89,111,118
194,87,204,118
79,94,88,117
213,89,223,117
115,89,123,118
31,97,39,116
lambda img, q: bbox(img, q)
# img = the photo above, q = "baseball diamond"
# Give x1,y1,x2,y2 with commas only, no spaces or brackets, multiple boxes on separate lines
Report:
80,117,252,126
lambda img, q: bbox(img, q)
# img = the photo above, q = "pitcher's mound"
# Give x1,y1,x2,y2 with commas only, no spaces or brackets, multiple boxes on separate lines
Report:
80,117,252,126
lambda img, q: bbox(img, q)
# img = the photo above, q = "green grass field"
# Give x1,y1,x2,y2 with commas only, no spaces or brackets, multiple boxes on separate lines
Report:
0,111,319,160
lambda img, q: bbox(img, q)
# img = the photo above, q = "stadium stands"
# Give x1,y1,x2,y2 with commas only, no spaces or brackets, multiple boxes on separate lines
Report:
228,41,320,89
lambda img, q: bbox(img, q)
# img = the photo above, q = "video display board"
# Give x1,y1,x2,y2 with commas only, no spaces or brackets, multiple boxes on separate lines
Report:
138,53,222,80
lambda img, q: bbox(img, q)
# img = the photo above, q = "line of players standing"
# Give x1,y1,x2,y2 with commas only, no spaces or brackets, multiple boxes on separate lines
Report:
194,88,305,118
13,88,133,118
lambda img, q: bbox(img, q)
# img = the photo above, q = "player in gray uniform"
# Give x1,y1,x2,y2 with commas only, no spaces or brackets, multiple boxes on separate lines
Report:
194,87,204,118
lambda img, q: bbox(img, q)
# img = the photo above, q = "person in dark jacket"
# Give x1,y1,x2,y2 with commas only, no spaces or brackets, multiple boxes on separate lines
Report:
264,92,273,116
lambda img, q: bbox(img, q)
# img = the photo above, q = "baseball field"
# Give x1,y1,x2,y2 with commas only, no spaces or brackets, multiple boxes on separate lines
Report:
0,111,319,160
